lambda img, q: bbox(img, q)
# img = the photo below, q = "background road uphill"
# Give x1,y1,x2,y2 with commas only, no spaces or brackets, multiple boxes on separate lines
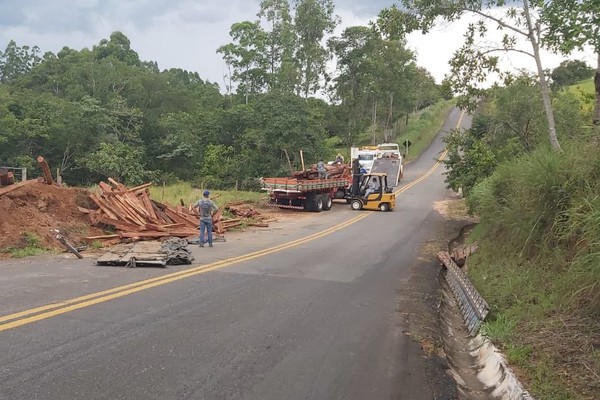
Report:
0,109,471,400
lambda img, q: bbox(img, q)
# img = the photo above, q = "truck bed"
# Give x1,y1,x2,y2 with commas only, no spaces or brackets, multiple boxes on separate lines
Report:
371,158,402,187
262,177,350,193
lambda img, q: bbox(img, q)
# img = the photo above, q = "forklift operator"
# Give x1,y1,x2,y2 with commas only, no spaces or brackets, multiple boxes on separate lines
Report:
365,177,380,197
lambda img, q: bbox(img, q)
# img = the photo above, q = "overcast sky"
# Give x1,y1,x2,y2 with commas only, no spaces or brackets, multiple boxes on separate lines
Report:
0,0,594,92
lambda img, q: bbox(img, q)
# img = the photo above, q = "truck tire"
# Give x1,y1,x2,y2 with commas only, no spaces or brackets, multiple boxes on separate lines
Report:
304,193,323,212
322,194,332,211
351,199,363,210
314,195,324,212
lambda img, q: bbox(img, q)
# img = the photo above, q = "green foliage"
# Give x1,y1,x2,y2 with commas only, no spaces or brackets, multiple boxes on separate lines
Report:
294,0,339,98
399,100,454,160
444,129,497,194
469,141,600,314
0,19,442,189
79,142,153,185
2,232,48,258
444,75,593,198
328,23,440,145
0,40,42,83
148,182,265,208
550,60,595,89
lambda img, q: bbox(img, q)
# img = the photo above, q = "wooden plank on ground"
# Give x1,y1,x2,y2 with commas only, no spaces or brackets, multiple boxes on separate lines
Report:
118,231,171,238
98,217,144,232
84,234,120,240
164,208,198,228
138,191,158,220
89,194,119,220
108,177,128,191
99,181,113,194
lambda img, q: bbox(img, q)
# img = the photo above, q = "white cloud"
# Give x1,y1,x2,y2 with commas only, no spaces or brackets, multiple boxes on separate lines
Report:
0,1,595,91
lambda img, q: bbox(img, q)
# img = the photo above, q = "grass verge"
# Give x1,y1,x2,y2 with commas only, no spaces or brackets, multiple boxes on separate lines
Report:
463,141,600,399
395,100,455,162
149,182,266,212
1,232,51,258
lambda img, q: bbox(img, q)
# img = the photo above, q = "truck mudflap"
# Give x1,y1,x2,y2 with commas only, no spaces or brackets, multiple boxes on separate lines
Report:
265,202,304,210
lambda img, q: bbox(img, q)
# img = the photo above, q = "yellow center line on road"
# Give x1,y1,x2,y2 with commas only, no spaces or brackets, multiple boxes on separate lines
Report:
0,109,466,333
0,212,370,332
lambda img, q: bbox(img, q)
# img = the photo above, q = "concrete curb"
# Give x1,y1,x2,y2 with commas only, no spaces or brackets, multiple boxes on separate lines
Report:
439,275,535,400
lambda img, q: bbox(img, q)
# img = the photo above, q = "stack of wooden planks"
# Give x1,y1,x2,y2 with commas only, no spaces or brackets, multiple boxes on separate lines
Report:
81,178,203,243
225,202,273,228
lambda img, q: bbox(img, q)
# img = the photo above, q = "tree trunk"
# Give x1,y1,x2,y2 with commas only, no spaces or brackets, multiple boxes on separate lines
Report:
594,50,600,126
371,97,378,145
386,92,394,133
523,0,562,151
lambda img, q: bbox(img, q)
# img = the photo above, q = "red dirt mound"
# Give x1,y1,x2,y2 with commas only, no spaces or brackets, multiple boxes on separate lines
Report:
0,183,103,251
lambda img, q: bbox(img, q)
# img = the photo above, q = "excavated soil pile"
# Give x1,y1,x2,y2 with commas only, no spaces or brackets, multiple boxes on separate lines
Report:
0,183,103,251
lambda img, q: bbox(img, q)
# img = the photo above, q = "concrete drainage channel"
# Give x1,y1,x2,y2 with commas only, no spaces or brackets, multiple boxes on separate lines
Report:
438,244,536,400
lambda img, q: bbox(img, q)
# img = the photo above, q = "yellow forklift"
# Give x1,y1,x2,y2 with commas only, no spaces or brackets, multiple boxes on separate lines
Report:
347,172,395,211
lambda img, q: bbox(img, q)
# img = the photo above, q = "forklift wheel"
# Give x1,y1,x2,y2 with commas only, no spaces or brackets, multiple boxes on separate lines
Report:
379,202,390,212
351,199,363,210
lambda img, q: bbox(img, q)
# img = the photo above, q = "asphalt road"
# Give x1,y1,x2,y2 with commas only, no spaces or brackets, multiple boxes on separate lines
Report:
0,108,472,400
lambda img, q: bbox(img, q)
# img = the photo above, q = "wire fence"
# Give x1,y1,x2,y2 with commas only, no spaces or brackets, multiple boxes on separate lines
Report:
0,166,27,183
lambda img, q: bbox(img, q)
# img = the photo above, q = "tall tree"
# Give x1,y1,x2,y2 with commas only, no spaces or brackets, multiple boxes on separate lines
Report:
258,0,297,92
0,40,41,83
329,25,421,144
217,21,269,100
293,0,339,98
550,60,594,89
379,0,563,151
542,0,600,126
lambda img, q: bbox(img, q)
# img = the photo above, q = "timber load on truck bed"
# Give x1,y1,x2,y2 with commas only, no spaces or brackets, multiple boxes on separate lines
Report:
261,163,351,212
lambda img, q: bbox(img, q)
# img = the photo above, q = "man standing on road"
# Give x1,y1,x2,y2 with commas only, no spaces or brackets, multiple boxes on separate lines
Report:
193,190,219,247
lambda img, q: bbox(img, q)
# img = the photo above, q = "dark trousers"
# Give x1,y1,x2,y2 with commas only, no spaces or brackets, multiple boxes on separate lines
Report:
352,175,361,196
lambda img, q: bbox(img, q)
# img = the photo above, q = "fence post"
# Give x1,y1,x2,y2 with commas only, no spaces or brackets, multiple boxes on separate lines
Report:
21,167,27,182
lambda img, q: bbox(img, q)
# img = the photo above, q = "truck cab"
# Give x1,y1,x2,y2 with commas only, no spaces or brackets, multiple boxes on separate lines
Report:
351,146,378,174
375,143,401,159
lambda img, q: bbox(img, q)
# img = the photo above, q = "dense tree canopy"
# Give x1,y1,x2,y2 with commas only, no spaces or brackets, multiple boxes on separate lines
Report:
1,1,443,187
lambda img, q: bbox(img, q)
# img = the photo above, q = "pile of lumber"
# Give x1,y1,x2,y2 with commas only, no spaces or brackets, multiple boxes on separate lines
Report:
80,178,206,244
291,163,350,180
225,202,272,228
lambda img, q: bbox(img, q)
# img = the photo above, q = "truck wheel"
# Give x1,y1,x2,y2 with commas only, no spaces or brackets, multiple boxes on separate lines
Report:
351,199,363,210
379,202,390,212
322,194,332,211
314,195,324,212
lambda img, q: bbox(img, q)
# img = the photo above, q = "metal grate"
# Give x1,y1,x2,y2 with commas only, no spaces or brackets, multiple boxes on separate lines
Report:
439,251,489,336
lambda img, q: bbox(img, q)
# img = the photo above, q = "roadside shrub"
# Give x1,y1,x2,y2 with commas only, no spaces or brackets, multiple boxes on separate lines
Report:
239,177,262,192
468,139,600,316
